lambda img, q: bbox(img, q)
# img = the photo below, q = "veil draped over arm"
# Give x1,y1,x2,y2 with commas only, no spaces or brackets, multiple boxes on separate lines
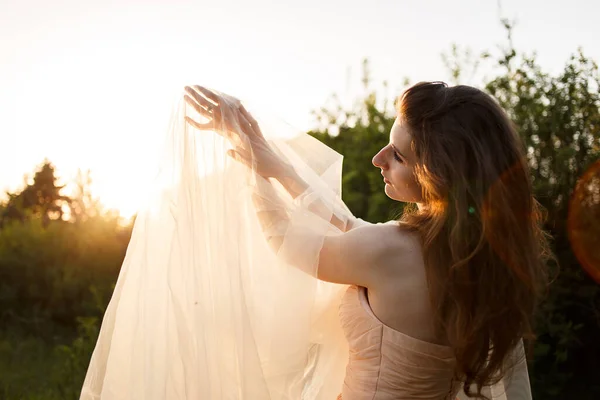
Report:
80,93,355,400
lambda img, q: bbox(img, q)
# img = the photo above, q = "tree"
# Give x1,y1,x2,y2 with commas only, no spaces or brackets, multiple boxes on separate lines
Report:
69,169,102,223
1,161,71,226
477,23,600,398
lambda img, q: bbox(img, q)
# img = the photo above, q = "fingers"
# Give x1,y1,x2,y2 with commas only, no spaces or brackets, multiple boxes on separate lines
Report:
184,86,239,128
184,86,206,106
192,85,220,104
185,115,242,147
184,116,212,131
184,95,210,118
185,86,216,106
183,94,217,119
184,87,219,117
184,85,261,147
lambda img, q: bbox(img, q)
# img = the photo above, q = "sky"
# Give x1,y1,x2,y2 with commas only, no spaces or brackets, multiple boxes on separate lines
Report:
1,0,599,216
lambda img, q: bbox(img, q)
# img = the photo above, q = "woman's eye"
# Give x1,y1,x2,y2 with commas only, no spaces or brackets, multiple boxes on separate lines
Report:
393,152,403,163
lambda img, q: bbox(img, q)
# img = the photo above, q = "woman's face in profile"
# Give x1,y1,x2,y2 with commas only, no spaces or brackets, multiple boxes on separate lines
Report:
372,117,423,204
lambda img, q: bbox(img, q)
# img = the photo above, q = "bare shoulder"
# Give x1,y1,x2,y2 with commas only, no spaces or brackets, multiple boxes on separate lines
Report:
317,219,423,287
350,221,422,276
352,221,420,253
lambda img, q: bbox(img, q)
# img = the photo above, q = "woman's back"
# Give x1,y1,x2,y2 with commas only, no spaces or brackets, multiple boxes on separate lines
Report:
349,220,447,346
339,284,458,399
337,221,535,399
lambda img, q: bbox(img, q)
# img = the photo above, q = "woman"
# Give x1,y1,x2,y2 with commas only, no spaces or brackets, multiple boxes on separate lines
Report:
81,82,549,399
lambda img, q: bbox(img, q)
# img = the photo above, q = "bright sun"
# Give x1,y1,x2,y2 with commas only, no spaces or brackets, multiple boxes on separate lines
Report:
21,42,191,220
3,11,285,220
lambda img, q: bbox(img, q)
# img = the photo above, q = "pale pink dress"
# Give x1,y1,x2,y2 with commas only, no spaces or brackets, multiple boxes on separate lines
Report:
337,285,460,400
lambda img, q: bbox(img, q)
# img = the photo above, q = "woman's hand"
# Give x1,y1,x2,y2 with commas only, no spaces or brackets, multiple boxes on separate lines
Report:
183,85,291,180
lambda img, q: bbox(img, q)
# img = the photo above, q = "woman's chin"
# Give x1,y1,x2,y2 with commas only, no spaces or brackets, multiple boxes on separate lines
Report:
384,184,399,200
384,184,411,203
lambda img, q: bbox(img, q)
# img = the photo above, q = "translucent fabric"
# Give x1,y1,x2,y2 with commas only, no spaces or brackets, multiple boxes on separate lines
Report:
80,88,533,400
80,92,353,400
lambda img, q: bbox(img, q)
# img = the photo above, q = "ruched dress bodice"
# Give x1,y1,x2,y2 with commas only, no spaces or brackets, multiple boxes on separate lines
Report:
338,285,459,400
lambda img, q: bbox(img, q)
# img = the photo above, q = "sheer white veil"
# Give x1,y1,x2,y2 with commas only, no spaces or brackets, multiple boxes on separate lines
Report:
80,89,351,400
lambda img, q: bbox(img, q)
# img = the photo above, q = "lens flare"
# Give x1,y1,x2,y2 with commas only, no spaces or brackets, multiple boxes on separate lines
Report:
568,160,600,284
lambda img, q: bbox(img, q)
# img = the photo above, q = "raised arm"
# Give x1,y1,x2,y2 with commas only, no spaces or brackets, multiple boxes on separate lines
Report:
250,173,398,286
183,84,365,233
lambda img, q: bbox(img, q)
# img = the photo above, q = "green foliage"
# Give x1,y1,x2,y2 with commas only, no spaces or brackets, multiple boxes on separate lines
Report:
53,317,100,399
0,215,128,334
309,62,406,223
0,317,100,400
0,329,58,400
1,161,70,226
482,35,600,399
0,164,129,399
486,50,600,224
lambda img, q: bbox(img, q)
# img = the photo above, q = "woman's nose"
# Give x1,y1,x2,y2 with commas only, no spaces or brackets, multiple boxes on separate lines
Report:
372,149,386,169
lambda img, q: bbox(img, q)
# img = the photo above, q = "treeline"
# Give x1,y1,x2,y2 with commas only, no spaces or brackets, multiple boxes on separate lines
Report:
0,164,131,399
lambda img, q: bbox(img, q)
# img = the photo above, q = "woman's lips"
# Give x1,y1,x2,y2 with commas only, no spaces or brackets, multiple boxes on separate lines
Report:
381,171,391,185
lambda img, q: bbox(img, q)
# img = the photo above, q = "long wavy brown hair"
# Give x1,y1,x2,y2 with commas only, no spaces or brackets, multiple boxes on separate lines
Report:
396,82,552,398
